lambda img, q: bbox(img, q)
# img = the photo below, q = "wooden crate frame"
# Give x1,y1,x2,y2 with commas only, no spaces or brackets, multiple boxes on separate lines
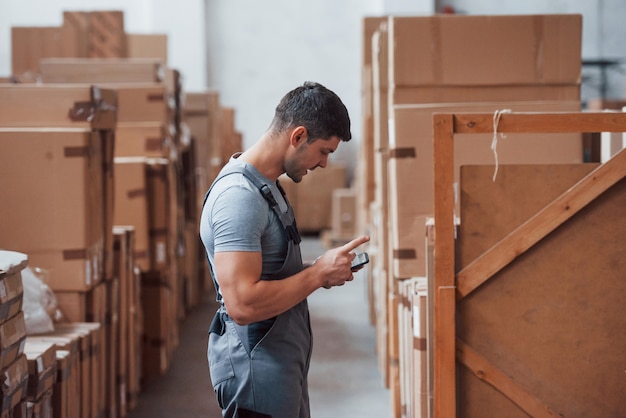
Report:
431,111,626,417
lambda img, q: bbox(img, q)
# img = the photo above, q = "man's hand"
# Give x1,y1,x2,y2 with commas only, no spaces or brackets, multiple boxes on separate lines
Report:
312,235,370,289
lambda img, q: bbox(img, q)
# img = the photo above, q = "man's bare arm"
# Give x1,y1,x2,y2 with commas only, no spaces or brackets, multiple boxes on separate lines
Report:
215,235,370,324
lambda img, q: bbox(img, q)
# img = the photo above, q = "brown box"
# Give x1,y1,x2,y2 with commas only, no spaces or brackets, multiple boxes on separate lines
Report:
39,58,164,84
55,322,104,418
280,164,348,233
108,83,171,124
413,284,428,418
0,355,29,413
11,27,64,77
140,271,172,381
388,100,582,278
114,158,151,271
53,282,107,324
105,279,120,418
184,90,223,201
62,11,127,58
0,312,27,372
52,350,72,418
0,84,117,130
331,188,357,241
388,14,582,88
114,157,173,273
0,251,28,324
387,14,582,106
112,228,130,417
23,341,57,402
115,225,143,410
25,390,52,418
0,128,104,291
126,33,168,64
47,328,90,418
220,107,243,165
115,122,170,158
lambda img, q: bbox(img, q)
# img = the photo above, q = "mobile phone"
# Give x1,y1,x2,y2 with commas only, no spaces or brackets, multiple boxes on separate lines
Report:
351,252,369,270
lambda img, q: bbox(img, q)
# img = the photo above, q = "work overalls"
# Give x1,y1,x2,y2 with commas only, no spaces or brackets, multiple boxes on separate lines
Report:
203,163,313,418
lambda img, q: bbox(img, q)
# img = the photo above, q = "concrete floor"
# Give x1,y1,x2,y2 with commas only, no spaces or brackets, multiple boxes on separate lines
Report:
126,236,390,418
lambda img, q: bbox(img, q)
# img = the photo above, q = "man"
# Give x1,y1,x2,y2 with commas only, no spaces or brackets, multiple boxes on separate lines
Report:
200,81,370,418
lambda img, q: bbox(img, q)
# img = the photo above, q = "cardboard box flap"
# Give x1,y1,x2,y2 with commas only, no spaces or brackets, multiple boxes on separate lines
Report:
23,340,57,375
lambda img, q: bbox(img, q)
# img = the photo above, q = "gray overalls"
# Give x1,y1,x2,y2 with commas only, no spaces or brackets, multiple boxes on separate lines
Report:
203,164,313,418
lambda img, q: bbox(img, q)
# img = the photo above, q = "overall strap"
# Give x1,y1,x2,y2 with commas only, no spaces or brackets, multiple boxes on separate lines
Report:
202,164,302,304
203,164,301,243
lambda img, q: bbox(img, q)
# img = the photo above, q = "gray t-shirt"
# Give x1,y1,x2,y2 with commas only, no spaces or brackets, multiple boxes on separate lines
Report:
199,157,289,302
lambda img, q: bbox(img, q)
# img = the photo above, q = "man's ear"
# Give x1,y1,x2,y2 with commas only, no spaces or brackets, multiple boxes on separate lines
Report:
290,126,308,146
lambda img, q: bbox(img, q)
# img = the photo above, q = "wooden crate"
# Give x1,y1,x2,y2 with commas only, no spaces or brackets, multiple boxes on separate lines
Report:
431,111,626,417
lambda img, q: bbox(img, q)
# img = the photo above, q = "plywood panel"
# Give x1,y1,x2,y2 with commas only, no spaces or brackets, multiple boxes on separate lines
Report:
457,164,626,417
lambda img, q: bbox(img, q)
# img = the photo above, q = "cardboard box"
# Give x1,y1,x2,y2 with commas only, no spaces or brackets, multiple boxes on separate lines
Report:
112,228,130,417
0,312,27,372
0,251,27,324
220,107,242,165
0,355,29,413
11,27,64,77
25,390,52,418
388,14,582,88
62,11,127,58
387,15,582,106
113,158,151,271
106,279,120,418
52,350,72,418
107,83,171,124
413,285,428,418
140,271,172,381
0,128,104,291
115,122,170,158
23,340,57,402
331,188,357,241
39,58,164,84
0,84,117,130
55,323,104,418
184,90,226,211
114,157,173,272
126,33,168,64
388,100,582,278
280,164,348,233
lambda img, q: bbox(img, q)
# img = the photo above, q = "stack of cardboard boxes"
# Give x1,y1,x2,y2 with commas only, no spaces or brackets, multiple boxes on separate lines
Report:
0,251,30,418
357,14,584,418
1,9,242,418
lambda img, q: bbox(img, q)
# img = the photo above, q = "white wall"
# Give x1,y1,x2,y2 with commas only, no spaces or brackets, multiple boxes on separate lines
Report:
1,0,206,90
203,0,435,174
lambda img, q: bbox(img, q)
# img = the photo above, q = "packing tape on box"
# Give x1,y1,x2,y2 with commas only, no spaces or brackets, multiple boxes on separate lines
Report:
393,249,416,260
389,147,416,159
63,146,89,158
62,249,88,260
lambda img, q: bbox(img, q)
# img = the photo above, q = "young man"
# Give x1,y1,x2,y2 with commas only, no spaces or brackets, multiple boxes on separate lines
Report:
200,81,369,418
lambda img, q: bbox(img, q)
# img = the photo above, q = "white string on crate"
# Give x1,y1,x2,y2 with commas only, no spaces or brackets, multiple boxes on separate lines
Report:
491,109,512,181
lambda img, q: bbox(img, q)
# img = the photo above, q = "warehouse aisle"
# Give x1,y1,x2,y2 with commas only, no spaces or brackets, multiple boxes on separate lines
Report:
126,236,390,418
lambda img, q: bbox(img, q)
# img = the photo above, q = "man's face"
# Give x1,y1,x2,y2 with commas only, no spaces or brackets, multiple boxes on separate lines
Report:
285,135,341,183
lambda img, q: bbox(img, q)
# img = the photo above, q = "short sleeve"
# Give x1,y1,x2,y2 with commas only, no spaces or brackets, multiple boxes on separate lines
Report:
210,184,269,253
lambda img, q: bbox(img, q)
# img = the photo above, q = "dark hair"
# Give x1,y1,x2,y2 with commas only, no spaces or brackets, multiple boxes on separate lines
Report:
269,81,352,142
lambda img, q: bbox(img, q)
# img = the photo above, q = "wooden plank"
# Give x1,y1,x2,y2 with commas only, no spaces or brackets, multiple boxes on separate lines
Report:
456,147,626,299
451,111,626,134
432,114,456,417
456,339,560,418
